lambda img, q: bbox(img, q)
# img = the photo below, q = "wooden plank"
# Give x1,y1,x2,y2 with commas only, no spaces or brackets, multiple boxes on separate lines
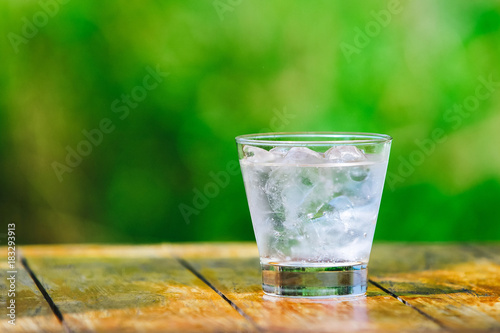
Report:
21,244,255,333
0,248,63,333
20,244,169,258
180,248,442,332
467,243,500,264
369,243,500,331
18,243,500,332
20,243,260,259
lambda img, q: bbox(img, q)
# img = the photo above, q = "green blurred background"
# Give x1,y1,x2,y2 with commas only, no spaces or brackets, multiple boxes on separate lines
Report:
1,0,499,244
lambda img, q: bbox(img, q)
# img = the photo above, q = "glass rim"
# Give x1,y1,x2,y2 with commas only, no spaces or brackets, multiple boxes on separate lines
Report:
235,132,392,146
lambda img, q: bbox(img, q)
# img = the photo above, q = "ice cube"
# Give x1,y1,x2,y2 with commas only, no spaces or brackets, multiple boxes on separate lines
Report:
265,162,328,229
308,195,353,221
265,167,314,220
304,195,376,262
243,146,275,163
325,146,366,162
284,147,323,164
269,146,290,158
349,166,368,181
328,196,354,222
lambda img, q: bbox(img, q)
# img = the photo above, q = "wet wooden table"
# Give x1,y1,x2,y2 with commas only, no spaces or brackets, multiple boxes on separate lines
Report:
1,243,499,332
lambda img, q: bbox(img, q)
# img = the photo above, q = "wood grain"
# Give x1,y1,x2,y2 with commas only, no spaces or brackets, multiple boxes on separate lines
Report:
182,254,441,332
370,243,500,331
0,250,63,333
13,243,500,333
21,245,255,333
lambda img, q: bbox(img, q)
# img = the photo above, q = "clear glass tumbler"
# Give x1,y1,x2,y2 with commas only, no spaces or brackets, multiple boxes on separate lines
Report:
236,132,392,298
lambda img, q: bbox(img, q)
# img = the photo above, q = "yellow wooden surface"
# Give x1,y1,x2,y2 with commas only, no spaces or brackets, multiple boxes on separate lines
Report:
1,243,499,332
369,244,500,331
18,245,253,333
0,263,64,333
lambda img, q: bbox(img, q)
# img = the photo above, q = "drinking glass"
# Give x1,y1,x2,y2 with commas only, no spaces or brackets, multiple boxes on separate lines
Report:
236,132,392,297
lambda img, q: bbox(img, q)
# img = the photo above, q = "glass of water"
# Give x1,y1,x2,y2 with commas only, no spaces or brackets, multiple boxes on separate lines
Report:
236,132,392,298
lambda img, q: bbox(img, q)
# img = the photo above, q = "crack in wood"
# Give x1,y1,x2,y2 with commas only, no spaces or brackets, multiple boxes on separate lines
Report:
176,257,262,332
21,255,74,333
369,279,450,331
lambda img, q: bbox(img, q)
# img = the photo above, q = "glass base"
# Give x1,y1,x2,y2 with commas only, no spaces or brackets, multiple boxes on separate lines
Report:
261,262,367,298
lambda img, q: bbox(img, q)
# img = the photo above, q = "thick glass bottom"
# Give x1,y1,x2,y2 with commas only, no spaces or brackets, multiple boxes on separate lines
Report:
261,262,367,298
